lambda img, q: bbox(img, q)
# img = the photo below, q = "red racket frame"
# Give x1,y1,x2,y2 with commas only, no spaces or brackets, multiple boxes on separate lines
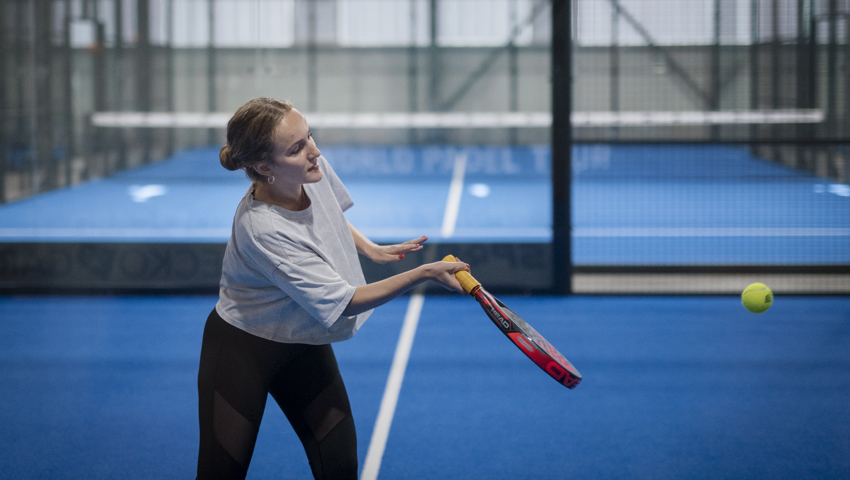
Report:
472,287,582,389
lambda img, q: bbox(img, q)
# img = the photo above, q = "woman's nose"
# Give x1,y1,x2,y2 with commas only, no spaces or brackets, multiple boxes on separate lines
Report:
308,142,321,160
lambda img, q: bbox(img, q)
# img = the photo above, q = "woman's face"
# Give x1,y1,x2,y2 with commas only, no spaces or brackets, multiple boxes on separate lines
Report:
258,109,323,188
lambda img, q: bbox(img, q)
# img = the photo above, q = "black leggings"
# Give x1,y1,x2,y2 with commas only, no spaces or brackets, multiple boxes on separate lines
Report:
196,309,357,479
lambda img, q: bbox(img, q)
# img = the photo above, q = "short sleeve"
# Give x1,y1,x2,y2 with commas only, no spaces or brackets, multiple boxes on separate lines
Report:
239,224,356,329
269,252,356,328
319,156,354,212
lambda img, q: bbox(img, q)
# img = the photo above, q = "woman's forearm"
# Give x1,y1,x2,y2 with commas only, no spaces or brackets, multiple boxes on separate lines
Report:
348,221,427,264
348,221,378,259
342,266,428,316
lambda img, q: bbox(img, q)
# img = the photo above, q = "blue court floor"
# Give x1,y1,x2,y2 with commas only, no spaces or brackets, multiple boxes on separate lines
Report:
0,144,848,479
0,144,848,264
1,294,849,479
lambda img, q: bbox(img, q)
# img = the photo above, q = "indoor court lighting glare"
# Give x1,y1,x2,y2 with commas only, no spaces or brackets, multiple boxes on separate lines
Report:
469,184,491,198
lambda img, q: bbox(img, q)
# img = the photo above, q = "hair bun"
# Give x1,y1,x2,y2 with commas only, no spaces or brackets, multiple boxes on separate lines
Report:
219,145,238,171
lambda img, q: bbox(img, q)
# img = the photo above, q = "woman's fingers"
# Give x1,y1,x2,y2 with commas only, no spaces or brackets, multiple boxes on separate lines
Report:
374,237,428,263
431,261,468,293
371,244,420,263
394,238,426,258
396,243,424,254
402,235,428,246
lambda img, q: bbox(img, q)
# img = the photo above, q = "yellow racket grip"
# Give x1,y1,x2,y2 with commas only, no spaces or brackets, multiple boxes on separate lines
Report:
441,254,481,295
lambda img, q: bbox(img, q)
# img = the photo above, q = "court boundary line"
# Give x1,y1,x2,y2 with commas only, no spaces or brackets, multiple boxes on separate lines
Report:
361,293,424,480
2,226,848,242
573,227,850,237
362,152,467,479
441,153,468,238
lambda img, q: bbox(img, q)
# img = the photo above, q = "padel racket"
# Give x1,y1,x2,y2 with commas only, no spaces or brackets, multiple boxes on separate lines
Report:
443,255,582,389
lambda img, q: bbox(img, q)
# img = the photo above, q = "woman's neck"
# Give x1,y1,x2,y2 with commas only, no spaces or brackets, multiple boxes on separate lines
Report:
253,182,308,211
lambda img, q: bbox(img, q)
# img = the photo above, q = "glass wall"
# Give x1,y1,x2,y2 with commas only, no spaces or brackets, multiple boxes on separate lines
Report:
1,0,848,293
570,0,849,293
0,0,553,203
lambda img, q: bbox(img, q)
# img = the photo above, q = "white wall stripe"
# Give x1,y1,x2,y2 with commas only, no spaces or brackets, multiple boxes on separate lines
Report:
90,110,825,129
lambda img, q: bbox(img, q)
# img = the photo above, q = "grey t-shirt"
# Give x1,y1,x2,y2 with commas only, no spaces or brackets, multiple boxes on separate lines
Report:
215,156,372,344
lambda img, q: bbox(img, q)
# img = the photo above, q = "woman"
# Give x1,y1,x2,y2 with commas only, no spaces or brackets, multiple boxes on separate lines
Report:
197,97,467,479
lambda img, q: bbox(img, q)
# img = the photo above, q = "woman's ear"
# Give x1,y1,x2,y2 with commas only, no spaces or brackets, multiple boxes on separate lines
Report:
253,162,272,178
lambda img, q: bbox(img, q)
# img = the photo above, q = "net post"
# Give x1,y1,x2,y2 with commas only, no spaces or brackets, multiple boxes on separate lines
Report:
137,0,152,165
34,0,54,193
206,0,217,146
0,0,7,203
551,0,572,295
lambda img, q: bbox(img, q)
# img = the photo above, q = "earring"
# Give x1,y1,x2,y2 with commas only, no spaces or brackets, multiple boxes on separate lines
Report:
267,175,275,184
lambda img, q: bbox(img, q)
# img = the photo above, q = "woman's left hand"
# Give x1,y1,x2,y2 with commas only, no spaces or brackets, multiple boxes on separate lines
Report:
369,236,427,264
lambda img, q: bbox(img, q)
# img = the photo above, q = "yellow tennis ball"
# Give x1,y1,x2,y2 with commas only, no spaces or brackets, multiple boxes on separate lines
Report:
741,283,773,314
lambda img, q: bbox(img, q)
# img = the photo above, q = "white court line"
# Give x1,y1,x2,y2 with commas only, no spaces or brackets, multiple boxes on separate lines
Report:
441,153,468,238
356,227,551,240
361,152,467,479
572,227,850,237
361,293,425,480
0,228,232,239
353,226,850,241
3,227,845,241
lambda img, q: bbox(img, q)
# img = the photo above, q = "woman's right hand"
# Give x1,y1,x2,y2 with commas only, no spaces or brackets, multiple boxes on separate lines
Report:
423,259,469,293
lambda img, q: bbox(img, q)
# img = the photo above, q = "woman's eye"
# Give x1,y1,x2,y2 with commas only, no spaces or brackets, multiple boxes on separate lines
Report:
290,134,313,155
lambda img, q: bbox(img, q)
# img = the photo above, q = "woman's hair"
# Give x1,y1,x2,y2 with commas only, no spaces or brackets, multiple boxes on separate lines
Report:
219,97,293,181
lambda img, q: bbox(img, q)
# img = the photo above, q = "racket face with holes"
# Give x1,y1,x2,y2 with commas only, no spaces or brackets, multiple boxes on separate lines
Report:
473,288,582,389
